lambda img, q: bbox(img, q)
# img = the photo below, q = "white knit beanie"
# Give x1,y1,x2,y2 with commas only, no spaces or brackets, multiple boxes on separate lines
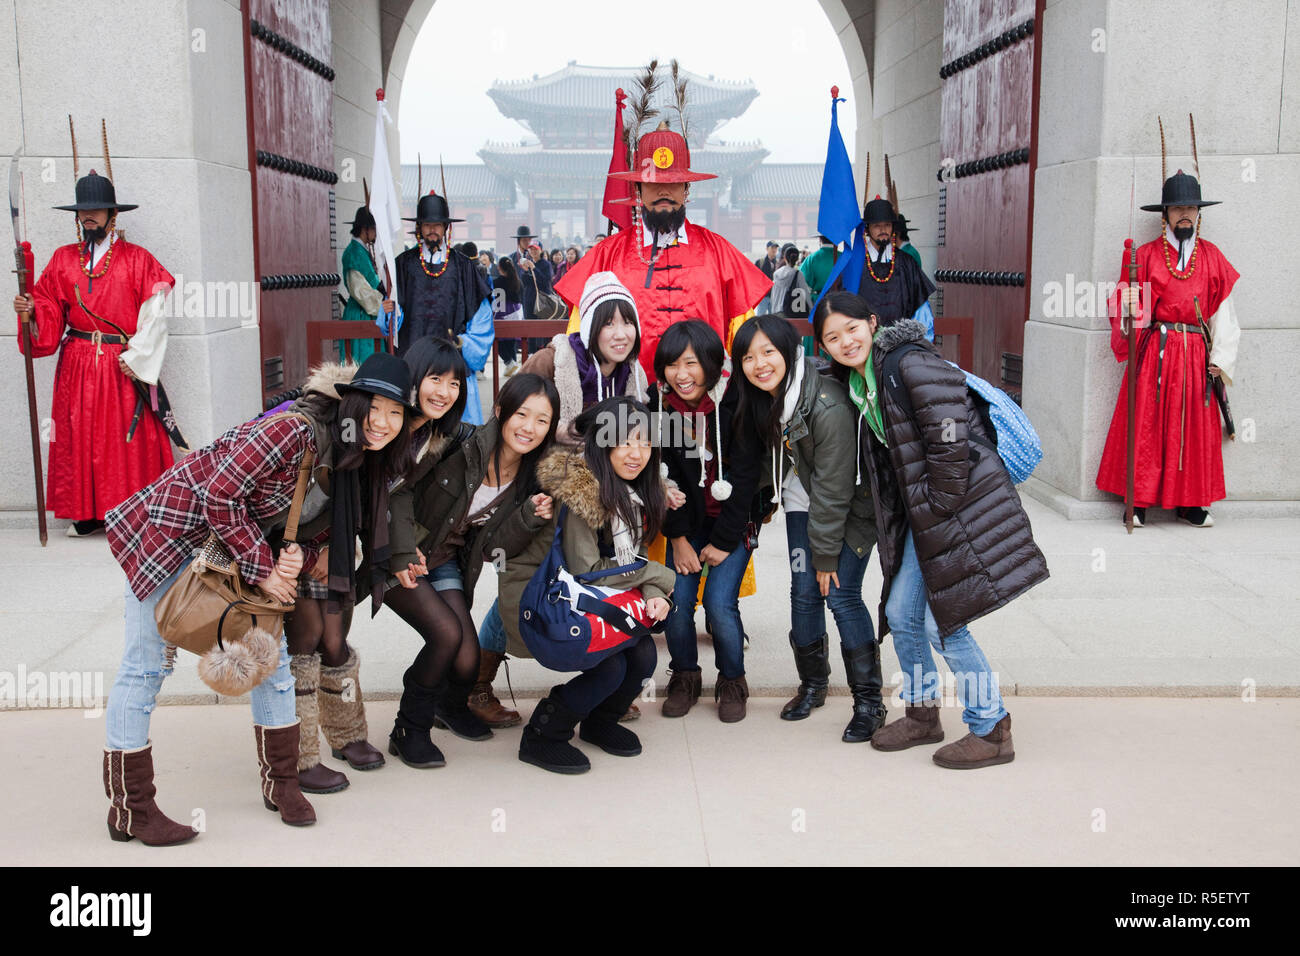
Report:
578,271,638,348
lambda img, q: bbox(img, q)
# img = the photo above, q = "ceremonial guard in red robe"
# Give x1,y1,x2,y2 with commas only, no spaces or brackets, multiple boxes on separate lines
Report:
14,170,180,536
1096,157,1240,528
554,122,770,383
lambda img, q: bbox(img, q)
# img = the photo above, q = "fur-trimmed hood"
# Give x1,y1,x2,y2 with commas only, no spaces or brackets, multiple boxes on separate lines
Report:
535,448,609,529
873,318,930,355
302,362,357,399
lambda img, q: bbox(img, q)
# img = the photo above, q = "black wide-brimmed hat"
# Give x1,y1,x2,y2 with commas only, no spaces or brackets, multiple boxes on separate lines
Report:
336,353,416,411
1140,170,1220,212
863,195,896,226
54,170,137,212
513,224,538,239
895,213,917,239
346,204,376,230
402,192,463,224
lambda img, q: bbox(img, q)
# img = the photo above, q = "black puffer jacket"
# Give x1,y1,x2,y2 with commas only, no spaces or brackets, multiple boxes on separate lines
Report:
861,319,1048,638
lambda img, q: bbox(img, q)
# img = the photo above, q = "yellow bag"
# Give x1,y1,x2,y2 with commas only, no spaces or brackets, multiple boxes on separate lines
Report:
648,534,757,599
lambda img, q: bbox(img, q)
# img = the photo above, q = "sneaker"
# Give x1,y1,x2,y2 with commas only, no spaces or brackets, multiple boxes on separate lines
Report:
66,519,105,538
504,360,520,377
1176,506,1214,528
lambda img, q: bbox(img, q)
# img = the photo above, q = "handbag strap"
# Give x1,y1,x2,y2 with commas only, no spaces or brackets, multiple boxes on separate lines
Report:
260,411,316,544
552,505,647,581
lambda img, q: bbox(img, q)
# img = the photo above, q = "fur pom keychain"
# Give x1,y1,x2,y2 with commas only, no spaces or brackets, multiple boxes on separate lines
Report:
197,627,280,696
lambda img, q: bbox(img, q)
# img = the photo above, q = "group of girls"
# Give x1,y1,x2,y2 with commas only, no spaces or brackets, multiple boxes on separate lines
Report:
99,271,1046,845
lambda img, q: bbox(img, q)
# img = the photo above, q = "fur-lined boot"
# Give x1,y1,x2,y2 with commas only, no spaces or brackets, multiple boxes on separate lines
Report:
319,646,385,770
292,653,348,794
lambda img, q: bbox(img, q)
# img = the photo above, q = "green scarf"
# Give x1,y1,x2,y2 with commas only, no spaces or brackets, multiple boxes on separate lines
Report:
849,363,886,447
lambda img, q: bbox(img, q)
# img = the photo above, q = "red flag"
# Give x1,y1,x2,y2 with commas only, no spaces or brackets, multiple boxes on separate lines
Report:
601,88,634,232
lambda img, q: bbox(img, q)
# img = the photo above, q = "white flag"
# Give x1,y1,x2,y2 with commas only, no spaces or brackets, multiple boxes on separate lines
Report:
369,92,402,293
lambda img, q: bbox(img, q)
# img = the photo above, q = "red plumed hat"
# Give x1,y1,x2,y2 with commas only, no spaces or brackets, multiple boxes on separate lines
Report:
607,122,717,186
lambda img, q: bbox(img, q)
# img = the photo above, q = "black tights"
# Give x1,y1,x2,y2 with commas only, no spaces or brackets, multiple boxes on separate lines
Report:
557,635,657,718
285,598,353,667
383,579,480,688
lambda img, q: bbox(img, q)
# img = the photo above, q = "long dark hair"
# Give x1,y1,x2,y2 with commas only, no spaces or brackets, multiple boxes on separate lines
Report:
403,335,469,436
491,372,561,502
653,319,725,392
730,314,802,451
332,390,413,482
585,298,642,368
812,290,878,383
495,256,521,301
574,396,666,545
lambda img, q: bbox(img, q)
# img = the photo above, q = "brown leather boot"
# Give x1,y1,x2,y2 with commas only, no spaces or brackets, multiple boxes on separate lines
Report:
292,653,349,794
715,675,749,723
467,650,521,728
932,713,1015,769
254,722,317,826
104,745,198,846
869,702,945,752
661,669,702,718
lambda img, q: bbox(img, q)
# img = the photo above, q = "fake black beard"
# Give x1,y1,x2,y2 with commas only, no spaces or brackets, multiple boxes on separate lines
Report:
1172,223,1195,243
82,224,109,245
642,204,686,236
872,236,890,253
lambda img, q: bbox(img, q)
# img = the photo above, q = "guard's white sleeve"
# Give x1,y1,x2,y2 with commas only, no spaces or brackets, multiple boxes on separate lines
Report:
346,269,384,317
121,289,169,386
1208,294,1240,386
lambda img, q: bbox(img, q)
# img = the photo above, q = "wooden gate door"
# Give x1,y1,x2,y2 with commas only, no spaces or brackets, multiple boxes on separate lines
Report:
242,0,339,403
935,0,1044,397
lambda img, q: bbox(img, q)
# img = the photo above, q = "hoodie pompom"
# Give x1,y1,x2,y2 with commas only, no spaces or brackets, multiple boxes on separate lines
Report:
660,462,670,480
198,627,279,696
710,478,733,501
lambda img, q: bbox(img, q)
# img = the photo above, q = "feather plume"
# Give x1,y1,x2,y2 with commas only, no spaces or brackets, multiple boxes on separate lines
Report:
101,118,113,183
68,114,79,178
440,154,448,199
1188,112,1200,181
417,151,423,196
671,59,689,142
628,59,662,152
1158,115,1167,183
885,153,898,212
362,177,370,207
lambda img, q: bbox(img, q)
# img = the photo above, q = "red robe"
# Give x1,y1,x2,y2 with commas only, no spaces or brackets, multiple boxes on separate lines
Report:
19,239,175,520
554,222,771,383
1096,236,1239,508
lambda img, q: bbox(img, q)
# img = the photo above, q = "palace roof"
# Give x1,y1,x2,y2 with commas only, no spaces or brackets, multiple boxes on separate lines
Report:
399,163,517,207
731,163,824,203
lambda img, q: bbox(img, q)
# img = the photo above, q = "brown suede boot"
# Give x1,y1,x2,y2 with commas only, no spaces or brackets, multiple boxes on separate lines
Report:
932,713,1015,769
292,653,349,794
715,675,749,723
661,669,702,718
104,745,198,846
467,650,521,728
320,646,385,770
870,702,945,752
254,722,317,826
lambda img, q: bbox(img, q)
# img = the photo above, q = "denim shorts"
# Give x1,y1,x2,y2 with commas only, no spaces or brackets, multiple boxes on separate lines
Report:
427,559,464,592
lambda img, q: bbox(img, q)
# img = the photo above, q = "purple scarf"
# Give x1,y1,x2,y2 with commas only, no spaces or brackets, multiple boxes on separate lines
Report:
569,332,631,407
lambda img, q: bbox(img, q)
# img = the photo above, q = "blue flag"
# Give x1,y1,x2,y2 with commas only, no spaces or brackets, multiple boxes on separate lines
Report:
816,92,861,248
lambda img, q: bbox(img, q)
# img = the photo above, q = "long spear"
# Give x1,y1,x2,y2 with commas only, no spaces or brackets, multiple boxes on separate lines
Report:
9,147,47,545
1123,163,1138,534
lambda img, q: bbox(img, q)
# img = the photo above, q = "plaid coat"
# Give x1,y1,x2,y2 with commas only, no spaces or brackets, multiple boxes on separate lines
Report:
107,414,325,600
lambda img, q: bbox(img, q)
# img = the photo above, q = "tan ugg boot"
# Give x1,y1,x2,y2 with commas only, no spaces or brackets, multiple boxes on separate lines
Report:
870,702,945,752
292,653,348,794
319,646,385,771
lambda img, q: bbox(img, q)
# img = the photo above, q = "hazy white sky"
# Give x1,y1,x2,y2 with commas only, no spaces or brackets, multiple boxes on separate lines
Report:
398,0,856,165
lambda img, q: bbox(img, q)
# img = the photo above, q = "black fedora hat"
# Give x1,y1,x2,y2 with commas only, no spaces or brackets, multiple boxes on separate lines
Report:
402,192,463,224
346,204,376,230
1141,170,1220,212
336,353,416,411
513,224,538,239
54,171,137,212
863,195,896,225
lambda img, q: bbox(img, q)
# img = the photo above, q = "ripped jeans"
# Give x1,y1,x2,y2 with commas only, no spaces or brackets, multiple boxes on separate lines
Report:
105,561,296,749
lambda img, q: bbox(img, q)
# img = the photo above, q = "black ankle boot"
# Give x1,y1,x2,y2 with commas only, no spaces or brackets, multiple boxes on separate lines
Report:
841,642,887,743
519,687,590,775
433,678,493,741
780,633,830,721
579,700,642,757
388,674,446,768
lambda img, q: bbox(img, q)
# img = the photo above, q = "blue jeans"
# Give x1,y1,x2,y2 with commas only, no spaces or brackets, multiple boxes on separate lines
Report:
885,528,1007,735
427,559,464,592
478,598,507,654
105,562,296,749
664,519,749,678
785,510,874,650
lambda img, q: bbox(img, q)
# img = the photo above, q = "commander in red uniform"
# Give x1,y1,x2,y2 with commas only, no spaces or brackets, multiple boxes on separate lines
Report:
554,121,770,383
13,171,176,536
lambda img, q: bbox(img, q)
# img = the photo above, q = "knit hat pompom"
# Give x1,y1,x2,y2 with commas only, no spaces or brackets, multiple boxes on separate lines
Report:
710,478,733,501
198,627,279,696
578,271,638,347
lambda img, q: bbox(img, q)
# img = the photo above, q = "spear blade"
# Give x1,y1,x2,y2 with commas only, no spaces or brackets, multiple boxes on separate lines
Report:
9,145,24,246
